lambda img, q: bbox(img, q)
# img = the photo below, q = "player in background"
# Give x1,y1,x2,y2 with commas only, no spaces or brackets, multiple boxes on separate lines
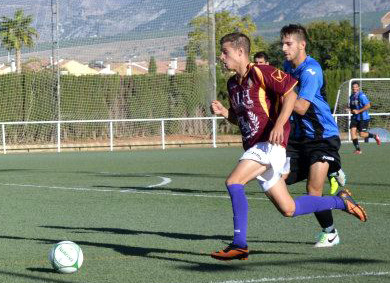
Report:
281,24,347,247
253,51,269,65
349,81,381,154
210,32,367,261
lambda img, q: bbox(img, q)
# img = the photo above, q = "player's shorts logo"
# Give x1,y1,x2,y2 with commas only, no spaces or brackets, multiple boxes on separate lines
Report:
271,70,287,82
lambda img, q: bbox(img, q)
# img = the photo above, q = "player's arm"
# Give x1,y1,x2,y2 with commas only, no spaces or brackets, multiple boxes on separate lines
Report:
351,103,370,114
269,90,297,145
293,68,320,115
293,97,311,115
211,100,238,125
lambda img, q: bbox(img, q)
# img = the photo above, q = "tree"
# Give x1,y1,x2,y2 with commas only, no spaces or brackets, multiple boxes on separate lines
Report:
185,50,197,73
187,11,265,60
148,56,157,74
0,9,38,73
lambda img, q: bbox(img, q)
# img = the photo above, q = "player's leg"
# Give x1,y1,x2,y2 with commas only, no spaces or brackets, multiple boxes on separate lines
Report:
306,137,343,247
350,119,362,154
264,176,367,222
307,161,340,247
211,149,268,261
359,120,381,146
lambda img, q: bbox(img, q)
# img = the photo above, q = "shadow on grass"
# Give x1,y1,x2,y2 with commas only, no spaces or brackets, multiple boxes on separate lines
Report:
0,268,77,283
41,225,233,241
178,257,388,272
26,267,57,273
0,234,246,271
1,234,383,274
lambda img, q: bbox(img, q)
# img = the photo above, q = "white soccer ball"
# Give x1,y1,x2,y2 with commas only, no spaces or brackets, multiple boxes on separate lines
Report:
48,241,83,274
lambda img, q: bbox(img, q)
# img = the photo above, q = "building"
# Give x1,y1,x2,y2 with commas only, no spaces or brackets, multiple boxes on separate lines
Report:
368,11,390,42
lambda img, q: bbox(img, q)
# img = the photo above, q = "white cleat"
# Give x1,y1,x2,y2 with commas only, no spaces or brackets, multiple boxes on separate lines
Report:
314,229,340,248
330,169,346,187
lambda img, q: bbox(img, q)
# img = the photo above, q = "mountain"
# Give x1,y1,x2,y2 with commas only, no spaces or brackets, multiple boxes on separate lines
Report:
1,0,389,43
0,0,389,62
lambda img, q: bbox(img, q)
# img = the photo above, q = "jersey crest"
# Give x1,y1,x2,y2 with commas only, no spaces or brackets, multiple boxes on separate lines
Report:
271,69,287,82
306,68,316,75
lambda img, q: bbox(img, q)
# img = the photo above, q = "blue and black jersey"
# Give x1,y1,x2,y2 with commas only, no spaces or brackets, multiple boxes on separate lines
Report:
283,56,339,140
349,91,370,121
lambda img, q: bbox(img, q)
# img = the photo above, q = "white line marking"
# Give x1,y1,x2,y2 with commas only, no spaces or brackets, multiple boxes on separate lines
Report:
0,182,389,207
212,271,390,283
98,172,172,188
148,176,172,188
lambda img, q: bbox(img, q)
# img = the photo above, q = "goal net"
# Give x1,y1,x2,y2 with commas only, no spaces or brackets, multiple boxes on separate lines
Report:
333,78,390,143
0,0,217,151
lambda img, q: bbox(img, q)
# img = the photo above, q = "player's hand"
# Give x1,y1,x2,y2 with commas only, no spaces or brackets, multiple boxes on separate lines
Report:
211,100,226,116
269,124,284,145
351,109,359,114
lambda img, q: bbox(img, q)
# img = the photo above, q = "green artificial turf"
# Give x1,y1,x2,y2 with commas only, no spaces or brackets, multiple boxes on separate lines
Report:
0,143,388,282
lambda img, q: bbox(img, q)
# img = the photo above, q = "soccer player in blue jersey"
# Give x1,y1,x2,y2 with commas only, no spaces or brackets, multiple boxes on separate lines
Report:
349,81,381,154
280,24,348,247
210,32,367,261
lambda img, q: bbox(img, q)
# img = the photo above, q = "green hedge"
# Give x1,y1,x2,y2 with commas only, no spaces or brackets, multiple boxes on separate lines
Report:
0,72,211,142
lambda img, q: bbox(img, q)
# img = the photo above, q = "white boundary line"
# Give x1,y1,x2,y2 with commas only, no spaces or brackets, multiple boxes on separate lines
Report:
212,271,390,283
0,182,389,206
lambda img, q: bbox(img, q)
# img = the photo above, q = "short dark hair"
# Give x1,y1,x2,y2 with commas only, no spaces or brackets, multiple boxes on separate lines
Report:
352,81,360,87
254,51,269,62
280,24,309,43
220,33,251,55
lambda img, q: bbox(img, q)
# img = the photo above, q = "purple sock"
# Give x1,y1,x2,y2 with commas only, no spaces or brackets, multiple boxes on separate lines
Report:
227,184,248,248
293,195,346,217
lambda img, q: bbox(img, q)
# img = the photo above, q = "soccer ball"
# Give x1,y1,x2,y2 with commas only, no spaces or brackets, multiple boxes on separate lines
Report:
48,241,83,274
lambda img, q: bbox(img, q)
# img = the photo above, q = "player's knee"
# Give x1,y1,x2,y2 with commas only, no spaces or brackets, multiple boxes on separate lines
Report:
280,208,295,217
225,178,244,186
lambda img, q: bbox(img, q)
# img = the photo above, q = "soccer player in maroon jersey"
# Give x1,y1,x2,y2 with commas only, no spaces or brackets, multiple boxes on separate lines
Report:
210,33,367,261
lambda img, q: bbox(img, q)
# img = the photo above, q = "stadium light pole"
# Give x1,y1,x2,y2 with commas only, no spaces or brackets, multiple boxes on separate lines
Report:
353,0,363,79
51,0,61,151
207,0,217,103
359,0,362,79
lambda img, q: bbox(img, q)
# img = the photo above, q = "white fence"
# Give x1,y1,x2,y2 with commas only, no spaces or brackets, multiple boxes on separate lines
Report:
0,117,226,154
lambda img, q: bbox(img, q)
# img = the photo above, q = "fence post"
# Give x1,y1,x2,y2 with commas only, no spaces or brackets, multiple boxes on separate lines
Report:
109,121,114,151
212,118,217,148
2,124,6,154
57,122,61,152
161,120,165,150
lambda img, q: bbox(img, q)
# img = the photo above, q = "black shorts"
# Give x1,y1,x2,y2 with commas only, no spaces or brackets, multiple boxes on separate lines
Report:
285,136,341,185
350,118,370,132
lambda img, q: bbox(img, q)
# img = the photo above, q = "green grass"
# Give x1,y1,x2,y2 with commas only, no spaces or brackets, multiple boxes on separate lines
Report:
0,143,388,283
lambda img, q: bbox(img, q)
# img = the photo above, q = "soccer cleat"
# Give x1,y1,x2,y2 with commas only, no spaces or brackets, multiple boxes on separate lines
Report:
374,135,381,146
328,176,339,195
314,229,340,248
353,150,362,155
211,243,249,261
337,189,368,222
334,169,346,187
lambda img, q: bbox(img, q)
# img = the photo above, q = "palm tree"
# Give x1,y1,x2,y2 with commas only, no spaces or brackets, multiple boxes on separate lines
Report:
0,9,38,73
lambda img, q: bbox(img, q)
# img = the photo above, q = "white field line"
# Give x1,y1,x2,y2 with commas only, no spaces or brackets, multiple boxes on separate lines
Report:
212,271,390,283
0,182,389,206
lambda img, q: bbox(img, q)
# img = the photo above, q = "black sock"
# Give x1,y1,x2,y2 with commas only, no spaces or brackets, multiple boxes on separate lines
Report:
368,133,374,138
315,210,334,229
352,139,360,150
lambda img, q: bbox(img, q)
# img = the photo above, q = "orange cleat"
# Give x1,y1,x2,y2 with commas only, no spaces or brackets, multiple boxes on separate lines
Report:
353,150,362,155
337,189,367,222
211,243,249,261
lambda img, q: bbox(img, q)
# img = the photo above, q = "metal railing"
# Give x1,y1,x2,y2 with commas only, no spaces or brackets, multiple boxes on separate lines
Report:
0,116,225,154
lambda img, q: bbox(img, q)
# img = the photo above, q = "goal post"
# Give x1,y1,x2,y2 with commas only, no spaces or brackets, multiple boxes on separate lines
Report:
333,78,390,142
